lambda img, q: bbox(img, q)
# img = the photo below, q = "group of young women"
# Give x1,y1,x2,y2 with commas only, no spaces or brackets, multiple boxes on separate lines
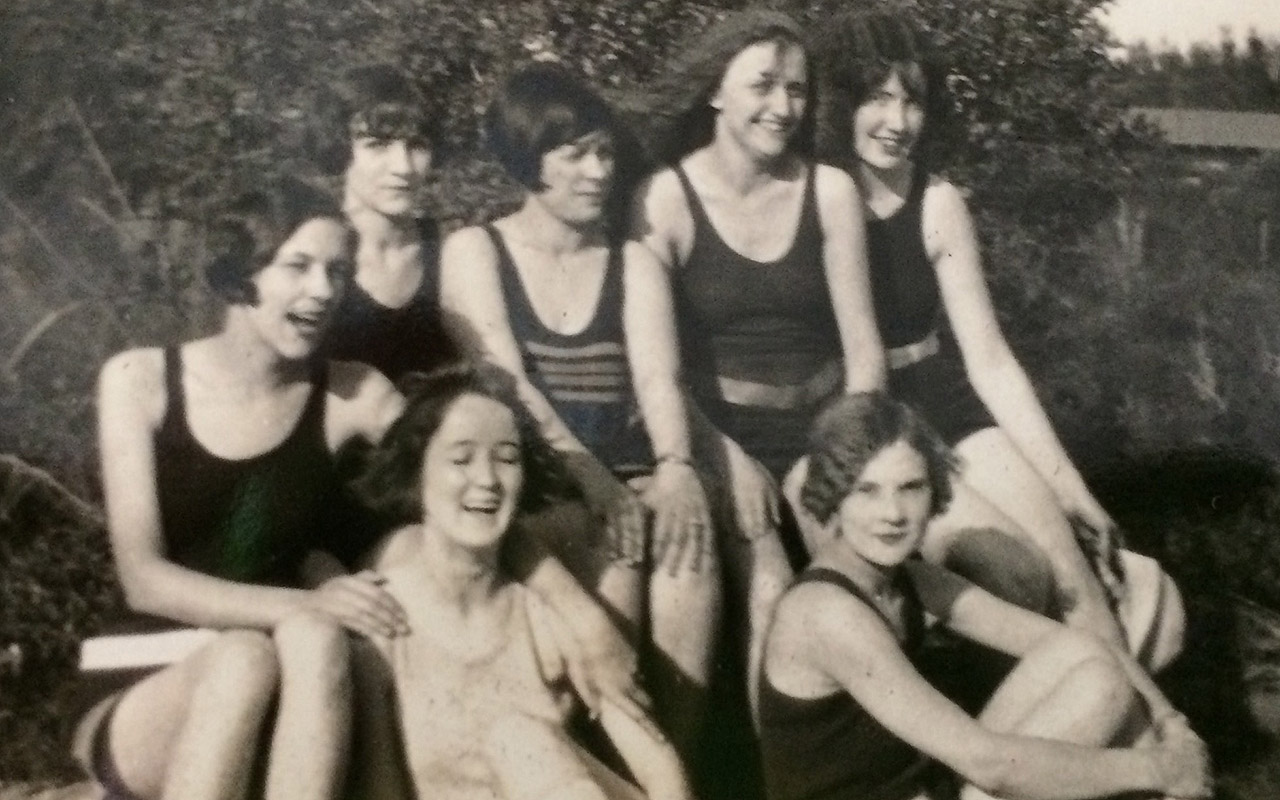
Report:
72,7,1209,800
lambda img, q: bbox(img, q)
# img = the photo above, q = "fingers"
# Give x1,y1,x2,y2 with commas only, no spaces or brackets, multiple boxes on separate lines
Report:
608,494,648,567
314,575,410,638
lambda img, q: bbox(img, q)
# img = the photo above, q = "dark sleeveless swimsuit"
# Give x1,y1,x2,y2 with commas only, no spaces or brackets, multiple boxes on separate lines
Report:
671,164,842,479
325,218,459,384
759,567,950,800
75,347,337,797
867,171,995,446
486,225,653,479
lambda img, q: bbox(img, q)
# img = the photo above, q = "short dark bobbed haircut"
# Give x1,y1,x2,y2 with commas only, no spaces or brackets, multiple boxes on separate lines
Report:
307,63,441,175
483,63,622,190
354,362,578,526
630,9,814,166
204,176,351,305
812,9,949,168
801,392,957,525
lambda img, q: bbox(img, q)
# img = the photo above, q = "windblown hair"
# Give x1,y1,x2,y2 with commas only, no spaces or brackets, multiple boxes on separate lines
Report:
204,176,351,304
811,9,949,169
626,8,814,165
305,63,441,175
354,362,578,525
801,392,957,525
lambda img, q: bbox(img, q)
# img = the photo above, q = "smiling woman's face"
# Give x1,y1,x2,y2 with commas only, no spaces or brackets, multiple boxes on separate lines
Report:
711,40,808,161
419,393,523,551
245,217,351,360
836,438,932,569
852,69,925,172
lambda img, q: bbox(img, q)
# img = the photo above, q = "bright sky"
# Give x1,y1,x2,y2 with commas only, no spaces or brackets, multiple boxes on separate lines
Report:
1098,0,1280,51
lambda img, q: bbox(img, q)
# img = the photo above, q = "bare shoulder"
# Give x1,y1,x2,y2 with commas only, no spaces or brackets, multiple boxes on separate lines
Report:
630,167,691,253
326,359,403,446
328,358,395,401
774,577,886,647
98,346,166,423
813,162,859,198
921,177,973,225
620,238,665,274
813,163,862,223
440,224,499,264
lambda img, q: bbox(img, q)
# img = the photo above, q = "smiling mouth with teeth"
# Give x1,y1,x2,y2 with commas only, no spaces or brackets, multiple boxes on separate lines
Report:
287,311,325,333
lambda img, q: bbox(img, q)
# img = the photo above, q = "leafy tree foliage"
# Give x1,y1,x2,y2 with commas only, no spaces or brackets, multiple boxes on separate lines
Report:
1118,35,1280,113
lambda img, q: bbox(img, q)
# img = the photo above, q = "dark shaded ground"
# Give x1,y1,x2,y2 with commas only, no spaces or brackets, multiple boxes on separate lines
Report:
3,450,1280,797
1092,447,1280,799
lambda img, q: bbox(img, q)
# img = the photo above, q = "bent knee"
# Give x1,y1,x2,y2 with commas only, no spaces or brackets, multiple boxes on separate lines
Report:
942,527,1056,615
1071,652,1137,718
273,613,353,685
200,629,279,696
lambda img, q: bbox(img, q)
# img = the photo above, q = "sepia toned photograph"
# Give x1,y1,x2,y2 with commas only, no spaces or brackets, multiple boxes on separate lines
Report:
2,1,1279,798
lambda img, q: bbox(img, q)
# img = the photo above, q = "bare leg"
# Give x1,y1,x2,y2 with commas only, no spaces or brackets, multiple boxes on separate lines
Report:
980,628,1137,743
958,629,1146,800
952,428,1125,645
647,548,721,761
347,638,413,800
105,630,279,800
717,522,793,725
264,614,353,800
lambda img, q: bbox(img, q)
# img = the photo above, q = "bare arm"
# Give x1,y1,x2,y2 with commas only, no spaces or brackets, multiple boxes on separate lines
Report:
779,584,1195,800
814,164,886,391
621,241,713,572
924,181,1121,637
924,180,1111,530
598,700,694,800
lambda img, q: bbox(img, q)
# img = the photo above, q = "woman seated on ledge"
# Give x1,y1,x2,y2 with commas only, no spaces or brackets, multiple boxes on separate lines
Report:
74,177,406,800
348,364,693,800
758,392,1210,800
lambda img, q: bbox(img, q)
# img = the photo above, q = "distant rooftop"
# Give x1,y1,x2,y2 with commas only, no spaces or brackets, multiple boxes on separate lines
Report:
1128,108,1280,151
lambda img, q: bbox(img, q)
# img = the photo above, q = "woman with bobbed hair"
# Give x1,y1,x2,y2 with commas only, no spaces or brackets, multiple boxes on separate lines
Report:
801,9,1183,663
438,62,719,760
74,176,407,800
348,363,693,800
308,63,458,383
758,392,1210,800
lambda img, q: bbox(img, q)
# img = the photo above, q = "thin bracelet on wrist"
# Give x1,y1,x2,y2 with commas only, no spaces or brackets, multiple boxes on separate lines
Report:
654,454,695,468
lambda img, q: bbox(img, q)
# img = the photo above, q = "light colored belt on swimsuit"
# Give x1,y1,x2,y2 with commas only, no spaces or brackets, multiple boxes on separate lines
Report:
717,359,842,410
716,333,940,409
887,330,940,370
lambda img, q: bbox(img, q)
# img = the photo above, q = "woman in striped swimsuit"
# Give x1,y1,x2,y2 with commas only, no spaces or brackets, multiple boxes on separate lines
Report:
437,64,718,762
